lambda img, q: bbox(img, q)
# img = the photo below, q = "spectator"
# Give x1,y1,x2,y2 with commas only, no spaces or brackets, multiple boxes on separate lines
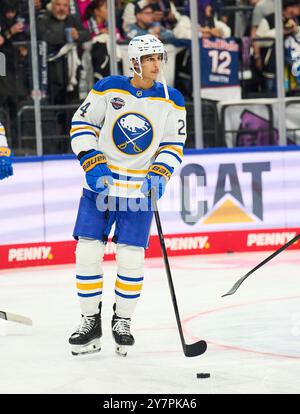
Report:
84,0,123,81
75,0,92,21
251,0,275,29
84,0,123,40
0,0,31,145
214,0,248,37
126,2,176,42
77,0,127,37
173,0,231,39
0,0,29,43
37,0,91,104
198,2,231,38
122,0,181,33
7,0,51,17
148,0,181,29
256,0,300,94
250,0,275,71
35,0,46,11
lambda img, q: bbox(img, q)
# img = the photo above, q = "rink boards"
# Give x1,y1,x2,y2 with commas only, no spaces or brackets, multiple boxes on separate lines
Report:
1,147,300,269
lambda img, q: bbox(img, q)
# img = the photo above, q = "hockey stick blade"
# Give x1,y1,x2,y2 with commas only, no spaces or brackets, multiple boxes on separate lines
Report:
221,273,249,298
184,340,207,357
0,311,33,326
222,233,300,298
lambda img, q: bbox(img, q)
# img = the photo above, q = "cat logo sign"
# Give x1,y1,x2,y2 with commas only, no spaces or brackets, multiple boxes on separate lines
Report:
180,161,271,226
201,195,257,225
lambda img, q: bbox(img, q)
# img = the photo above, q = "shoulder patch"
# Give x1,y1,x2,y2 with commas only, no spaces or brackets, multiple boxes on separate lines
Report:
110,97,126,110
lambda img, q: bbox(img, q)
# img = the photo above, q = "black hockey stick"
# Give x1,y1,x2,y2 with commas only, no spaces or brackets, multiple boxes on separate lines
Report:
151,192,207,357
0,310,32,325
222,233,300,298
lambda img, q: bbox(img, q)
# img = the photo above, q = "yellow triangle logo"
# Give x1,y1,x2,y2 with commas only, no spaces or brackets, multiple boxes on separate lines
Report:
202,198,255,224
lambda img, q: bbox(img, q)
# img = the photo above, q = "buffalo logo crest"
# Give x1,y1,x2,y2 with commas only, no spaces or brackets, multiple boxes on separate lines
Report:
112,113,153,155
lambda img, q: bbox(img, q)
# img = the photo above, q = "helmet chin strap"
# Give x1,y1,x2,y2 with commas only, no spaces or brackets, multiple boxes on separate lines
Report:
132,67,143,79
131,58,169,99
132,57,143,79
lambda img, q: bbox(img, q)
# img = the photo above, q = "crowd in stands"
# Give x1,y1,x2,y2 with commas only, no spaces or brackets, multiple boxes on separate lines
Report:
1,0,300,150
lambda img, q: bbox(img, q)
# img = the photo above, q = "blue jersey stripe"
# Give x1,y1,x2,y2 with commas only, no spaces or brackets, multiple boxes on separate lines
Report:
159,142,184,147
157,150,182,164
71,121,101,129
77,291,102,298
70,131,96,140
115,291,141,299
117,274,144,282
76,275,103,280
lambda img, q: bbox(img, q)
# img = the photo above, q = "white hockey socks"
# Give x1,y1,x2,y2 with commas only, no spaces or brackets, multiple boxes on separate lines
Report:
75,237,105,315
115,244,145,319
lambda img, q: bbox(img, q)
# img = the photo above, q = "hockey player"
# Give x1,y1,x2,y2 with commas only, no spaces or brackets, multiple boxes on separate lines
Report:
0,121,13,181
69,34,186,356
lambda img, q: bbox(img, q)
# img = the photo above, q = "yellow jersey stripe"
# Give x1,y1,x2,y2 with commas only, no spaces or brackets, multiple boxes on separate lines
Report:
91,88,131,96
172,103,186,111
115,280,143,292
148,97,185,110
77,282,103,291
113,182,142,189
108,164,148,175
157,145,183,157
70,126,99,136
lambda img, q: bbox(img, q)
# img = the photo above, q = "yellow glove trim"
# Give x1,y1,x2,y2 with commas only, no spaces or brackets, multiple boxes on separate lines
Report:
82,154,107,173
148,164,172,180
0,147,11,157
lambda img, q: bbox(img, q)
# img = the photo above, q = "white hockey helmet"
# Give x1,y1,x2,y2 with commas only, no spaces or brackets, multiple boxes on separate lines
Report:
128,34,169,98
128,34,167,77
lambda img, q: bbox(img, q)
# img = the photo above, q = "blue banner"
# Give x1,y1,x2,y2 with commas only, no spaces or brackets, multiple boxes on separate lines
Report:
200,38,240,88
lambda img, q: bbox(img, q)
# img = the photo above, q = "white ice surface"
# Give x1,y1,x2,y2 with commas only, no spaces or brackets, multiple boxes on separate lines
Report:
0,251,300,394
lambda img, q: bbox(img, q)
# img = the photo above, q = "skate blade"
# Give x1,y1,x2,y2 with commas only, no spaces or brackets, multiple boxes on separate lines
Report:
71,338,101,356
115,344,131,357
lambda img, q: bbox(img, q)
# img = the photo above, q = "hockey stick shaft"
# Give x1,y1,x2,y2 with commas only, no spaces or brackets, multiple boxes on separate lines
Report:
0,310,32,325
151,192,207,357
151,195,186,347
222,233,300,297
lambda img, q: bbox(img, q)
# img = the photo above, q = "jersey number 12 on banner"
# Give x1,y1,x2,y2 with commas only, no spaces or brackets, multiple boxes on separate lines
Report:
208,50,232,76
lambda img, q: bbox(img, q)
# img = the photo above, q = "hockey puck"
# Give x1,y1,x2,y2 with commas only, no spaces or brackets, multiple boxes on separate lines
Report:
196,373,210,379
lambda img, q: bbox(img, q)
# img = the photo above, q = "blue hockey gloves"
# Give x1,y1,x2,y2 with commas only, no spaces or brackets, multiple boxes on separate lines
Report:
141,163,173,200
79,150,113,194
0,147,13,180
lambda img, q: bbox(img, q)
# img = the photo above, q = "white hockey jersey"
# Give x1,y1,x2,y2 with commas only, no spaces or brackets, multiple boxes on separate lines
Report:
0,122,8,147
71,75,187,198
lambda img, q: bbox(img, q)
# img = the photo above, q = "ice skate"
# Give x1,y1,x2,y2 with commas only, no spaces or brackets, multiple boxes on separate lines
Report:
111,304,135,357
69,305,102,356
